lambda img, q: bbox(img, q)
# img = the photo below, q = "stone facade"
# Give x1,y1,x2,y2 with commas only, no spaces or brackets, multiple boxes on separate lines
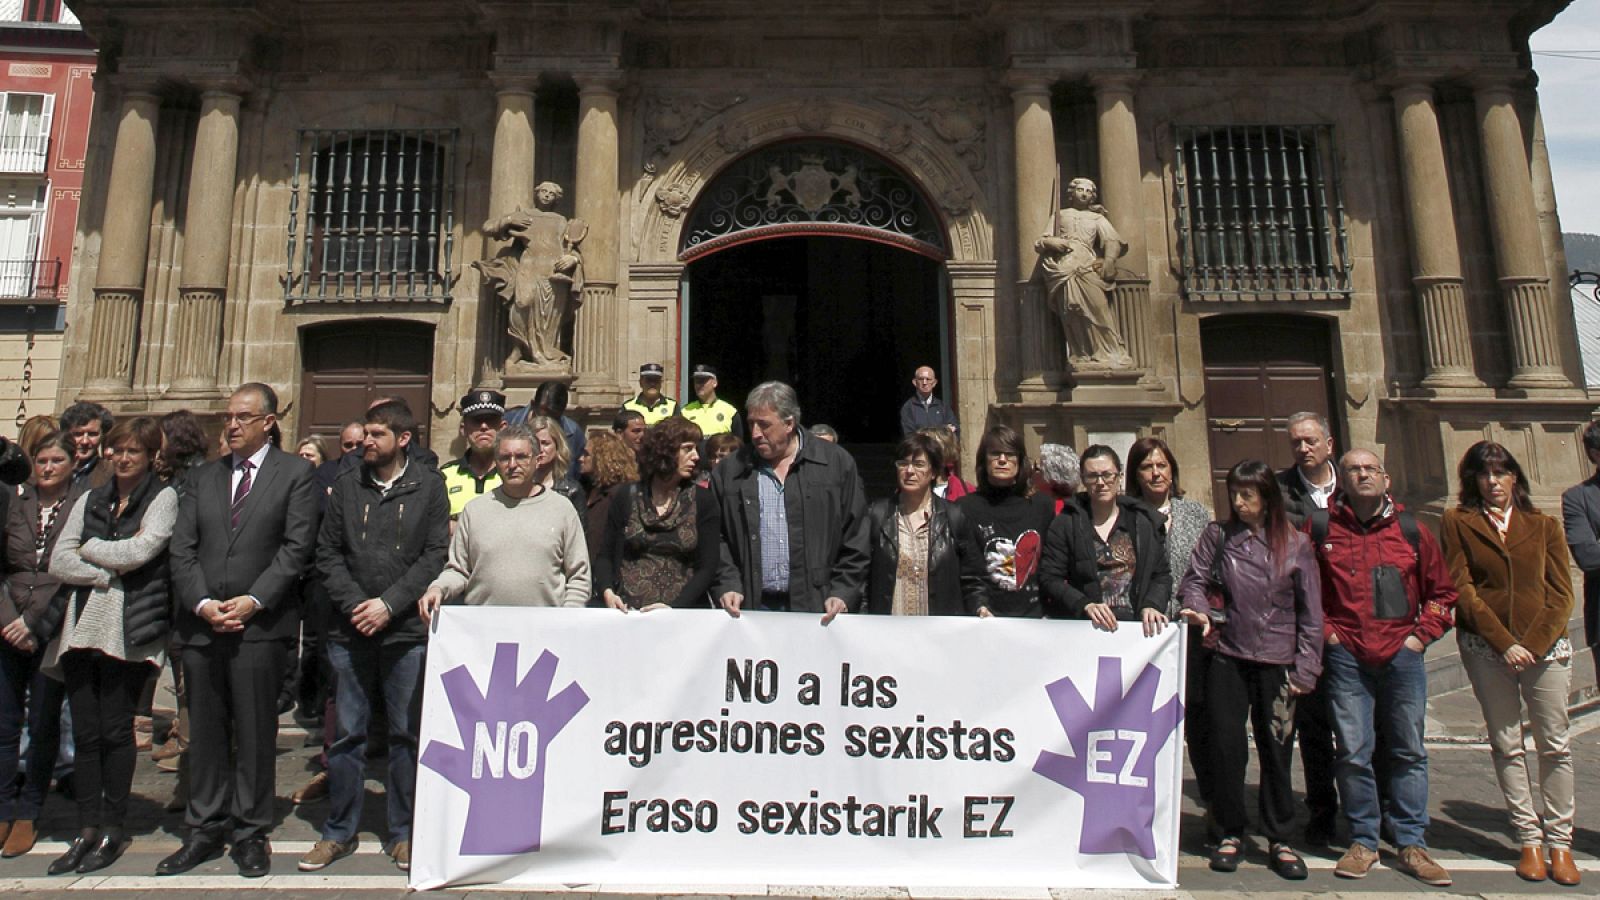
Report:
54,0,1596,512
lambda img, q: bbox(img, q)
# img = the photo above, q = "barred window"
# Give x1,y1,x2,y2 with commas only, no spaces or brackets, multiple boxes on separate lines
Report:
286,129,457,303
1173,125,1351,301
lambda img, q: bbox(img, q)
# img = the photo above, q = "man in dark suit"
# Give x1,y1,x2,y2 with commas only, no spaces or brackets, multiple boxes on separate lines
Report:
160,383,319,877
1562,419,1600,687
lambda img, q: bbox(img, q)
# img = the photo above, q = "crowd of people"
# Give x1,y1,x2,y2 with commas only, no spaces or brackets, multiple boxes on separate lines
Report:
0,358,1594,889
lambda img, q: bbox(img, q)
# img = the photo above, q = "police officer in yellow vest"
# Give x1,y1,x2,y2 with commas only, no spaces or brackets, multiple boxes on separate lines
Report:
440,389,505,519
681,364,742,438
621,362,677,425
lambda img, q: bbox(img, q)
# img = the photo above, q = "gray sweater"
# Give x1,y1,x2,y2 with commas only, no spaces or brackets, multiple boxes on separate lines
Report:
50,486,177,663
429,485,590,608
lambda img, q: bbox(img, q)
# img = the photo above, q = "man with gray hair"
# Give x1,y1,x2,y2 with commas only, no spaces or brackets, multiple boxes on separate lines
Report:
1276,409,1341,848
417,424,590,622
710,381,869,623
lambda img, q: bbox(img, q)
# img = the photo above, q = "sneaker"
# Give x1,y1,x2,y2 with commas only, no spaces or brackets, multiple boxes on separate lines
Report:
1396,845,1452,887
291,771,329,805
297,838,357,872
1334,842,1379,879
388,839,410,872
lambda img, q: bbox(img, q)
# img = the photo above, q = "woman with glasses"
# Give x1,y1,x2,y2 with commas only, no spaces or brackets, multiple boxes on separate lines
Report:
47,417,178,874
1177,459,1321,880
865,432,988,616
955,425,1057,618
1039,444,1171,631
1442,441,1579,885
0,432,82,858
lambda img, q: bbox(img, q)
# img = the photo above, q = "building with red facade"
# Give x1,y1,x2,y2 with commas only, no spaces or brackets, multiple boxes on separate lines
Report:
0,0,92,426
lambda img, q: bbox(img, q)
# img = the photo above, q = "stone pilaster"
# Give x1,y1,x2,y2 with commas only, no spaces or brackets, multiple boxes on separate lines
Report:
1473,79,1570,391
1390,82,1480,391
170,88,243,396
84,85,161,394
573,73,624,403
488,78,537,221
1091,72,1154,380
1008,73,1056,381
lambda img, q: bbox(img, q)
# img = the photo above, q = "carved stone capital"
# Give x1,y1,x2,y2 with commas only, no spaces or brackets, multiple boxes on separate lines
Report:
1003,70,1055,96
1088,70,1140,96
574,71,625,96
489,73,539,97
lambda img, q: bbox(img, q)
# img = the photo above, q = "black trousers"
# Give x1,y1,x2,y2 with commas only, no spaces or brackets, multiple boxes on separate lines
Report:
1294,680,1339,827
181,639,288,844
1185,627,1215,811
62,650,149,830
1206,653,1299,843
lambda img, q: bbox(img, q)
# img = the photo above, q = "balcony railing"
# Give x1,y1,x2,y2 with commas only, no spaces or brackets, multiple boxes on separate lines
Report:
0,134,47,173
0,257,61,300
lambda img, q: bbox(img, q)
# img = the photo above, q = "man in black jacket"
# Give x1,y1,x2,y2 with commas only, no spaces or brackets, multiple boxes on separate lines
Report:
711,381,870,622
299,401,449,874
162,383,319,878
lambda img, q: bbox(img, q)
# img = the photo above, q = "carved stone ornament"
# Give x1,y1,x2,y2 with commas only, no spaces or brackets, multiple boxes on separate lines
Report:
472,182,587,375
655,183,691,219
796,101,831,134
939,185,974,218
894,94,987,171
1033,177,1132,369
641,93,745,170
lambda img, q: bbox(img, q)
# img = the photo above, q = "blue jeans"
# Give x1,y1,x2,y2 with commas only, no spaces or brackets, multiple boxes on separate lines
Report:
322,640,425,845
1324,642,1429,849
0,640,64,821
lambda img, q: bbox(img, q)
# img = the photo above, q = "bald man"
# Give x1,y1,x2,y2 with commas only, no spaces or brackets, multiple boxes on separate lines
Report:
899,365,958,437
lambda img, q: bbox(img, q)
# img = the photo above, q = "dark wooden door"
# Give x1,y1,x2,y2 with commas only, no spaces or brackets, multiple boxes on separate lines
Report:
299,320,434,448
1200,315,1338,518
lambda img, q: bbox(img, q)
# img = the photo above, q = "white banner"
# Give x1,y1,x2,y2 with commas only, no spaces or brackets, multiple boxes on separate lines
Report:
410,607,1186,891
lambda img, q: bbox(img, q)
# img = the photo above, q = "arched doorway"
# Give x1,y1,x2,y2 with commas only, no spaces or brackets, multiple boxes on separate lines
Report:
679,139,951,470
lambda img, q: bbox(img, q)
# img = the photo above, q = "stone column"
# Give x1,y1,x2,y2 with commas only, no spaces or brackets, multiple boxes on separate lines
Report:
1473,79,1570,390
1009,73,1056,378
488,78,537,220
169,87,242,396
1390,82,1480,391
1092,72,1153,378
572,73,623,399
84,85,160,394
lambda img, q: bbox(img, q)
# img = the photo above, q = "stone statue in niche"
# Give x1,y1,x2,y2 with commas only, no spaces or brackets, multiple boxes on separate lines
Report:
474,182,587,373
1034,177,1132,369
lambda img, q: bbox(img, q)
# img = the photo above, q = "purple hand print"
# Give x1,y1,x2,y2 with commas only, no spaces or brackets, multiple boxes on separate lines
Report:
420,642,589,855
1032,656,1182,860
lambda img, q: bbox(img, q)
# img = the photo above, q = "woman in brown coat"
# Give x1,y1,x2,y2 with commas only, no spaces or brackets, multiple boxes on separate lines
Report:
1441,440,1579,886
0,432,81,857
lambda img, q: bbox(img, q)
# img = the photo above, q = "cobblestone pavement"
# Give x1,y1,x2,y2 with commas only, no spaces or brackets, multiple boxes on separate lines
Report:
0,682,1596,897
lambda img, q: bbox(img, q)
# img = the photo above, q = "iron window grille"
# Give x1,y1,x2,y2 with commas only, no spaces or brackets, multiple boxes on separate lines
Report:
1173,125,1352,302
285,129,457,304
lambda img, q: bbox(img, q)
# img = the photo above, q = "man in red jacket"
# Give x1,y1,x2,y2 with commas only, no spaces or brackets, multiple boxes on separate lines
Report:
1308,449,1456,887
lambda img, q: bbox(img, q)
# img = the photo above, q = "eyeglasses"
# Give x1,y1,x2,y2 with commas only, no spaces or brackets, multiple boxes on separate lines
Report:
220,413,267,426
1343,465,1385,476
341,440,362,450
1082,471,1122,483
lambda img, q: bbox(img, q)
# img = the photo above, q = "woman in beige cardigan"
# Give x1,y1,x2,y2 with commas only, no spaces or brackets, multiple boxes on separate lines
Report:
1441,440,1579,887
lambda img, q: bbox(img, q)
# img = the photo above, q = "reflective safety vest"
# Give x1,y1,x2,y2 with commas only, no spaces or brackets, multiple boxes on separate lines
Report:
681,397,738,436
441,457,500,518
622,394,678,425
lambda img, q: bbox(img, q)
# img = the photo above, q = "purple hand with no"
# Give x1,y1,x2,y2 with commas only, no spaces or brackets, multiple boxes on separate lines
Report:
421,643,589,855
1032,656,1182,860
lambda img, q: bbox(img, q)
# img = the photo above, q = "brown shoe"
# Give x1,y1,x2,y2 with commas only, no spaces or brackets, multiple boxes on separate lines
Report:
2,819,36,858
291,771,329,805
296,837,357,872
151,735,186,762
1517,844,1549,881
388,839,410,872
134,715,154,752
1549,848,1582,886
1334,842,1379,879
1395,845,1452,886
0,821,10,848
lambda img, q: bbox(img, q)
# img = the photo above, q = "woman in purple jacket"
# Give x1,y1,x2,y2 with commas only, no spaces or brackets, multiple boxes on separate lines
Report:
1179,460,1323,880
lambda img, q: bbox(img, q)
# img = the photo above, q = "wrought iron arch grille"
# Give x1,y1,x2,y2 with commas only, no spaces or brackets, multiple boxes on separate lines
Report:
679,141,949,261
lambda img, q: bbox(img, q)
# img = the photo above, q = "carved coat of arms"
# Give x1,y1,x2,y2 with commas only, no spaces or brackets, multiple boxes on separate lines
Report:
764,156,861,214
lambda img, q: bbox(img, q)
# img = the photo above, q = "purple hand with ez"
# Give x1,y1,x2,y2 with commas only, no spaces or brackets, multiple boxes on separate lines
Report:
421,643,589,855
1032,656,1182,860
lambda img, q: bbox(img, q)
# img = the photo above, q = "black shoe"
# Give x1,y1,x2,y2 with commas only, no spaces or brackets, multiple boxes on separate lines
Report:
1209,836,1242,873
48,833,97,875
1269,842,1309,881
232,836,271,878
155,835,224,876
76,831,129,873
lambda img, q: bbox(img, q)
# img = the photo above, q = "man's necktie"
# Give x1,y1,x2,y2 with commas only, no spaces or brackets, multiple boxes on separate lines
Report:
231,459,254,529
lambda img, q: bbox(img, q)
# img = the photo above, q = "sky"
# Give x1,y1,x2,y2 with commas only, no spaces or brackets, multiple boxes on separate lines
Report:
1532,1,1600,235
